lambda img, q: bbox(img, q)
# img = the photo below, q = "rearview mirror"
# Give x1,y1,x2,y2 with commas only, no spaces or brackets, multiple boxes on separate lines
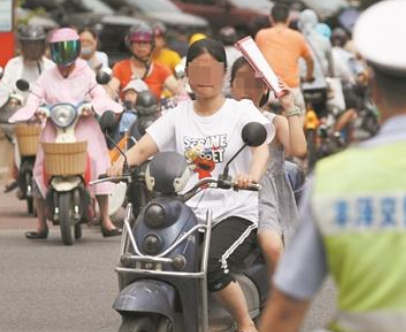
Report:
16,79,30,92
99,110,118,133
242,122,267,147
96,67,113,85
174,64,185,79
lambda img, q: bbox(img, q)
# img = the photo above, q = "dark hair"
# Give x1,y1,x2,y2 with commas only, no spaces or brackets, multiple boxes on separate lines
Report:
271,3,290,23
230,56,248,85
373,66,406,109
186,38,227,69
78,27,98,41
230,56,269,108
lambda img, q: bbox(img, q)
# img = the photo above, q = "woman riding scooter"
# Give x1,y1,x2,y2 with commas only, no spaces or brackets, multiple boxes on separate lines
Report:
108,38,274,332
10,28,123,239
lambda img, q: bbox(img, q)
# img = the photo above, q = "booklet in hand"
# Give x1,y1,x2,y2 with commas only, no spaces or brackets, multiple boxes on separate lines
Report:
235,36,285,98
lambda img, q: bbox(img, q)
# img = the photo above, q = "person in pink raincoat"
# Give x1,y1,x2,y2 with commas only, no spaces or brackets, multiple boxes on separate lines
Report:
10,28,123,239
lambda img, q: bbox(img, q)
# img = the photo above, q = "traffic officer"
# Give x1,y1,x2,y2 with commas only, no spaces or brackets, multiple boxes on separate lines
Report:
259,1,406,332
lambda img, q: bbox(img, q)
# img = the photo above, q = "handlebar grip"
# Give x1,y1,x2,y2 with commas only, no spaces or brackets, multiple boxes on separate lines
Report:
244,183,262,192
98,173,108,180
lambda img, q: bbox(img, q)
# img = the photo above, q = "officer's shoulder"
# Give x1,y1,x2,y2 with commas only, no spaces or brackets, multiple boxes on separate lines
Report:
315,146,360,173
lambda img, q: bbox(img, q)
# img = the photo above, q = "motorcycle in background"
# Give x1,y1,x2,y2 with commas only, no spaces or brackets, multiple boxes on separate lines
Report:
0,75,41,215
93,122,269,332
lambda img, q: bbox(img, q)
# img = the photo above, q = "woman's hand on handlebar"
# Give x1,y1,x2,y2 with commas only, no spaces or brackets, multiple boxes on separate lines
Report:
82,107,94,117
107,157,125,177
235,173,259,190
35,109,47,122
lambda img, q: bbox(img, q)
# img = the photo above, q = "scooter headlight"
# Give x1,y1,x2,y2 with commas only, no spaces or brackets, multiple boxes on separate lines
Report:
143,234,163,254
50,104,77,129
144,203,166,228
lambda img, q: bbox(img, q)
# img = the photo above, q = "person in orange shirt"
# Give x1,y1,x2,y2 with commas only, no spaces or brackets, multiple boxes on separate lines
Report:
255,3,314,115
109,23,184,100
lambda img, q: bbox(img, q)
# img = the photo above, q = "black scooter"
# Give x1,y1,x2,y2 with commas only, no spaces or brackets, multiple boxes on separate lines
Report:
100,90,160,219
93,122,269,332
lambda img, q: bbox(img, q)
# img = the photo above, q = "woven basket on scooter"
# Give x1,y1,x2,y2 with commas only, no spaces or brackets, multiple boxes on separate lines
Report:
14,124,41,156
42,141,88,177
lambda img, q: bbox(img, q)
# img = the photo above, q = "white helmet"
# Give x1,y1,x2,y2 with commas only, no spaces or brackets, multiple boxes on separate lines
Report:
354,0,406,75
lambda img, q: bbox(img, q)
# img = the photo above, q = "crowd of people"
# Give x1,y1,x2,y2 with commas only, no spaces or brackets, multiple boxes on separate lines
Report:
1,1,403,331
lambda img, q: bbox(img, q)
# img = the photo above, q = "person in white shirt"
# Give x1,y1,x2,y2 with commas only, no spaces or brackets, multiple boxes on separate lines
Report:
79,27,109,72
0,25,54,192
108,38,274,332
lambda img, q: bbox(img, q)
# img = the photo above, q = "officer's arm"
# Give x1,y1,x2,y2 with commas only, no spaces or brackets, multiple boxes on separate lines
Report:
259,289,311,332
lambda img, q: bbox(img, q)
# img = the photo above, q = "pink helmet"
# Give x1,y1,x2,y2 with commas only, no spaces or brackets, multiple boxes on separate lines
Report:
48,28,81,67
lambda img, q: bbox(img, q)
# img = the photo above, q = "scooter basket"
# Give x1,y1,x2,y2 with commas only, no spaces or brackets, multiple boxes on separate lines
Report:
15,124,41,156
42,141,88,176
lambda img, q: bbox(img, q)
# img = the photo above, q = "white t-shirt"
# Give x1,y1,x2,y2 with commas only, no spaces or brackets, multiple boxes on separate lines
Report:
147,98,275,225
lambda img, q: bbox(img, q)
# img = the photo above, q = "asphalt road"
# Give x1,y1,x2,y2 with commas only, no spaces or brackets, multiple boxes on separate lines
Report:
0,188,336,332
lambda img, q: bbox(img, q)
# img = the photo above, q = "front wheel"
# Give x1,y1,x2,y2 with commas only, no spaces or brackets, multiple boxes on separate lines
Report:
118,316,171,332
59,192,75,246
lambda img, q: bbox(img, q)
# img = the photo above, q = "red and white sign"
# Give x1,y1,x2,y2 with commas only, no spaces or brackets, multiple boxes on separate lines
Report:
0,0,15,68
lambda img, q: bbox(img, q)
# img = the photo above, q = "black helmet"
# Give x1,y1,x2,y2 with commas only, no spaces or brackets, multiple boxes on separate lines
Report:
331,27,348,47
136,115,159,137
135,91,159,115
145,152,191,194
219,26,237,46
18,25,46,41
18,25,47,61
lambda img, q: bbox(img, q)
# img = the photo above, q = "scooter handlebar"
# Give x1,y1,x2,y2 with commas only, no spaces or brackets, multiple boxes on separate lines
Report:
239,183,261,192
89,173,131,185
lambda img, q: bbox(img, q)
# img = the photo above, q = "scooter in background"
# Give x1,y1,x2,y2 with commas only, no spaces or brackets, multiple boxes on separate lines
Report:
16,79,97,245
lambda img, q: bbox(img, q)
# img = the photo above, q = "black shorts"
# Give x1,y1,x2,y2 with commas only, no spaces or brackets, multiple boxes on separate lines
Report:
207,217,257,292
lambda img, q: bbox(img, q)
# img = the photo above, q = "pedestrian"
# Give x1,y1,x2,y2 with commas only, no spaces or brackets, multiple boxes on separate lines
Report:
255,2,314,120
259,1,406,331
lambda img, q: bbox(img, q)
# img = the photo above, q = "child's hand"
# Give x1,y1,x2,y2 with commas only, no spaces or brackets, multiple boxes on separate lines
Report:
278,80,295,111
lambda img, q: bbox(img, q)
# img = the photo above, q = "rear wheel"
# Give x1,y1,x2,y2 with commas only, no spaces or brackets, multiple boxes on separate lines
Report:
59,192,75,246
118,316,171,332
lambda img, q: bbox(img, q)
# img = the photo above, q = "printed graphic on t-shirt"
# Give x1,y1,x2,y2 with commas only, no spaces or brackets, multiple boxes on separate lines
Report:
184,134,228,179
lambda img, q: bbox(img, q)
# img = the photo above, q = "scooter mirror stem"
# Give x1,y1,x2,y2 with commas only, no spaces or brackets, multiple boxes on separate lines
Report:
105,131,130,175
222,143,247,179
